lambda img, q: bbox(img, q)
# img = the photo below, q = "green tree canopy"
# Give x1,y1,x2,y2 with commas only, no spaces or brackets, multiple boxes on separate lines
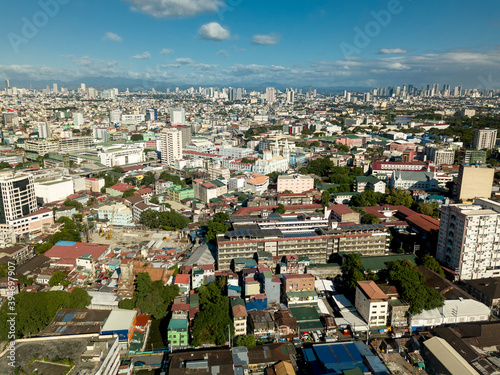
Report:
321,191,332,207
191,278,234,346
421,254,445,277
205,212,231,243
235,334,256,348
49,271,69,286
140,209,190,230
361,213,380,224
275,203,286,214
122,188,136,198
341,254,365,292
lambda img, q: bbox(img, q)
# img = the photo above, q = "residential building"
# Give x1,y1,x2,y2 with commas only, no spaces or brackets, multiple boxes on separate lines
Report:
354,176,386,193
244,174,269,195
0,208,54,237
282,274,315,292
159,128,183,165
277,174,314,194
0,171,37,224
170,107,185,124
193,179,227,203
462,149,487,165
207,161,230,181
436,198,500,280
326,205,360,224
231,298,248,336
165,185,194,203
463,277,500,313
168,318,189,348
85,178,105,192
473,128,497,150
355,281,389,327
425,146,455,166
454,164,494,202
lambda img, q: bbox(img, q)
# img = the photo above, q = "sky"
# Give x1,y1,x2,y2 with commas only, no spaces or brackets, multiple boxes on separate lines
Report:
1,0,500,89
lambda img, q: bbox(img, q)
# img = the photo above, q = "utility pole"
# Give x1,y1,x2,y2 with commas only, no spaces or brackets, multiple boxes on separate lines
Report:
228,324,231,348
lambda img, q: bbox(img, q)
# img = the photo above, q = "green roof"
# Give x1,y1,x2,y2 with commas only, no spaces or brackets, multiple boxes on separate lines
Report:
289,306,320,321
354,175,382,184
297,321,324,330
331,192,360,197
306,263,341,269
168,318,188,330
360,254,416,272
231,298,245,307
286,291,317,298
343,368,364,375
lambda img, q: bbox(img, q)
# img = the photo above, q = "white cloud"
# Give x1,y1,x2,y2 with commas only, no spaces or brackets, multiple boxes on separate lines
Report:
251,34,281,45
198,22,230,41
160,48,174,55
175,57,195,65
217,50,229,57
133,52,151,60
103,32,122,42
378,48,408,54
123,0,224,18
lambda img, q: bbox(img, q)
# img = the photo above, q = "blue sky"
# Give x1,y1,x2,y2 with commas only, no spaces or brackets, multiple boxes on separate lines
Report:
1,0,500,88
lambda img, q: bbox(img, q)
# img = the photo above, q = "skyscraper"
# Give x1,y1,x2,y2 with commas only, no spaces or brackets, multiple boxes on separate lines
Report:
0,172,37,224
5,80,9,90
38,122,51,139
170,107,185,124
437,198,500,280
109,110,121,124
286,88,295,104
473,128,497,150
159,128,183,165
265,87,276,103
73,113,84,128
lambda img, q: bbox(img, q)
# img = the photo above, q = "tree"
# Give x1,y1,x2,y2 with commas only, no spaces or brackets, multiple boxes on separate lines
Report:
241,158,256,164
235,334,256,348
0,161,12,170
275,203,286,214
112,166,125,173
321,191,332,207
422,255,445,277
141,171,156,186
0,288,91,340
350,190,383,207
341,254,365,292
205,212,231,242
123,175,138,187
384,189,414,207
131,134,143,141
149,196,159,204
282,190,293,194
192,278,234,346
118,272,179,319
63,199,83,210
415,202,439,219
361,213,380,224
387,260,445,314
140,209,190,230
122,189,136,198
49,271,69,286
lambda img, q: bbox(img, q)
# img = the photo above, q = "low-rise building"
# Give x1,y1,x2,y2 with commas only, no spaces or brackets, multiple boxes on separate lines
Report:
277,174,314,194
355,281,389,327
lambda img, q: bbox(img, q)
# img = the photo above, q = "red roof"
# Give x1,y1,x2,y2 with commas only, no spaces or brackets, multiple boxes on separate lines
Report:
135,314,151,327
22,208,52,218
45,242,109,262
406,213,440,232
357,280,388,300
108,183,136,192
174,274,191,284
328,204,356,215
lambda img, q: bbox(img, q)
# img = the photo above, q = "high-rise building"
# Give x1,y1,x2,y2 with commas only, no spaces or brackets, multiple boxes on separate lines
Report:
0,171,37,224
93,128,109,142
146,108,157,121
454,164,494,202
170,107,185,125
286,88,294,104
52,83,58,93
159,128,182,165
38,122,51,139
437,198,500,280
171,125,191,148
73,113,84,128
109,110,121,124
425,146,454,166
473,128,497,150
5,80,9,90
265,87,276,103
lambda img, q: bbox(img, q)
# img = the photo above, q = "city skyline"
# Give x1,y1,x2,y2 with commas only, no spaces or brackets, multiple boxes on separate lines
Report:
1,0,500,89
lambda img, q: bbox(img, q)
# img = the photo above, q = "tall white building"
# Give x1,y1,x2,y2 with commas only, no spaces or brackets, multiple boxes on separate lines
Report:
286,88,295,104
0,172,37,224
437,198,500,280
170,107,186,125
93,128,109,142
37,122,51,139
159,128,183,165
473,128,497,150
109,109,121,124
73,113,84,128
266,87,276,104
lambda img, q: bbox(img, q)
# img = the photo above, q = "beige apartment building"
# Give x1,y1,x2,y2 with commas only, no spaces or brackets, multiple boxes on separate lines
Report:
454,164,494,202
277,174,314,194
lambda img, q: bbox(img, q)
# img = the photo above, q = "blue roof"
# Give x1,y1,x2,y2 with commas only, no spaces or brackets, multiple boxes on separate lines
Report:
55,241,76,247
314,343,363,367
364,355,390,375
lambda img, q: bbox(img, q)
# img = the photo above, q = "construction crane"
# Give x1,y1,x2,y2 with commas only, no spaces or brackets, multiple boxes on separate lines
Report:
106,208,116,239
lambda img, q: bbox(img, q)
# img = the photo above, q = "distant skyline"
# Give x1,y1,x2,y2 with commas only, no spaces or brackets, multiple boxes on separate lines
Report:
1,0,500,89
